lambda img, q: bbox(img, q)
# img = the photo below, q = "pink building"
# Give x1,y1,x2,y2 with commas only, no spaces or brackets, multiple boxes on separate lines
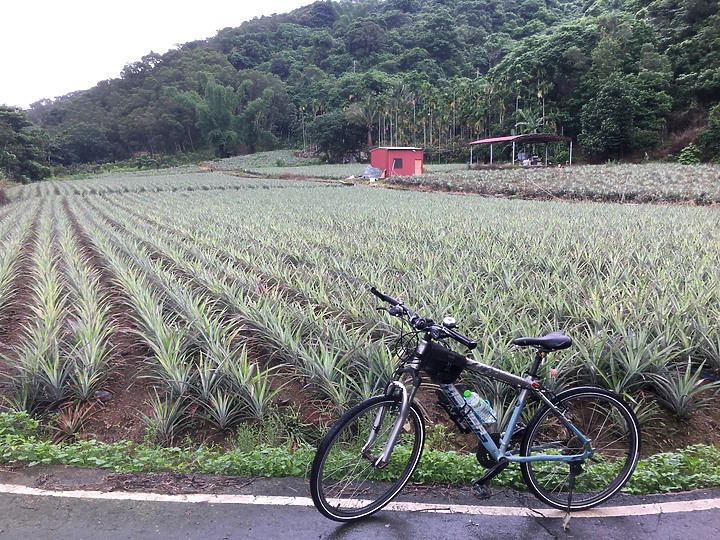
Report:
369,147,424,176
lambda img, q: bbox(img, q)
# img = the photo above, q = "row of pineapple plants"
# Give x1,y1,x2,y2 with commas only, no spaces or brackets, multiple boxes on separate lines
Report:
1,199,118,439
2,173,719,448
83,180,720,430
8,171,310,202
80,194,393,411
7,201,69,412
0,199,39,314
66,197,282,443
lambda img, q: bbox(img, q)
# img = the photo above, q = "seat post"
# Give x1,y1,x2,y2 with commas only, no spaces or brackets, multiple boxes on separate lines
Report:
527,350,547,378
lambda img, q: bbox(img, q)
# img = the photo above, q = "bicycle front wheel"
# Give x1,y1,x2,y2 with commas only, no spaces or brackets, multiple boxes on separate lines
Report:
520,387,640,511
310,395,425,521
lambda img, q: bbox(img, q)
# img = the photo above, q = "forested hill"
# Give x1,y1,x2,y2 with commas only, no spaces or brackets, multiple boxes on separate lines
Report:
4,0,719,181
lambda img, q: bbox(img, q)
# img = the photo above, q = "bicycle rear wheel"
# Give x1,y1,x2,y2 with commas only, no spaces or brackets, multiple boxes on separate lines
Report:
520,387,640,511
310,395,425,521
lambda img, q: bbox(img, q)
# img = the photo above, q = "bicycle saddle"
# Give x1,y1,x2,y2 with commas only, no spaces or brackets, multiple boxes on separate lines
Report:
511,331,572,351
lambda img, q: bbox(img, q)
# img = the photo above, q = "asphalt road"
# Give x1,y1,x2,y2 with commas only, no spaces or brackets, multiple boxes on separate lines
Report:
0,466,719,540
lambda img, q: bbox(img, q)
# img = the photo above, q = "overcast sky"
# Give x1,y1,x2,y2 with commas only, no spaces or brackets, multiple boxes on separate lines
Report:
0,1,315,109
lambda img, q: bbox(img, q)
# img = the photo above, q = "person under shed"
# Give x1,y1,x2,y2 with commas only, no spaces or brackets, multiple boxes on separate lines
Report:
469,134,573,167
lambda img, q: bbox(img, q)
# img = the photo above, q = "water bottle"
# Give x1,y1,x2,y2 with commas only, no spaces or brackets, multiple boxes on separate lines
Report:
463,389,496,425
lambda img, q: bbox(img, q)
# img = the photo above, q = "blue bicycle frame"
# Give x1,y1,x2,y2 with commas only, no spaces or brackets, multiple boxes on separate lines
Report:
438,356,595,464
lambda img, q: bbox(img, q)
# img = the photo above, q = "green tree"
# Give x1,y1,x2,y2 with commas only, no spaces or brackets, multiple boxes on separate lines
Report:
196,75,246,158
632,45,673,151
514,108,545,134
345,95,380,151
386,0,420,13
54,122,112,164
237,88,279,153
414,5,466,75
677,142,701,164
643,0,720,105
296,0,337,28
584,32,624,96
580,73,639,159
342,18,387,59
698,103,720,161
167,73,247,158
0,107,52,183
307,110,366,162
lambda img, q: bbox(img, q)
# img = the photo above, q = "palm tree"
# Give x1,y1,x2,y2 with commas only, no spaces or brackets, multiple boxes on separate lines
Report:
514,108,546,135
346,96,380,152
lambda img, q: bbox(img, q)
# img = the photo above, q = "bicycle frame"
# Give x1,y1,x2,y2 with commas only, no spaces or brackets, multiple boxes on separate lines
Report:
376,346,595,467
366,379,417,467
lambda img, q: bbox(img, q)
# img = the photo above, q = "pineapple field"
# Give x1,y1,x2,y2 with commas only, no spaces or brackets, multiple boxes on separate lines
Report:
1,166,719,458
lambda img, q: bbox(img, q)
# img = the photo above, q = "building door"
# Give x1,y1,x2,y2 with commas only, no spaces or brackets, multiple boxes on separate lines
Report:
414,159,423,175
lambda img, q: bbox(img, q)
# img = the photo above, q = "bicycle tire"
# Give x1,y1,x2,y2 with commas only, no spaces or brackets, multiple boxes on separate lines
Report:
310,395,425,521
520,386,640,511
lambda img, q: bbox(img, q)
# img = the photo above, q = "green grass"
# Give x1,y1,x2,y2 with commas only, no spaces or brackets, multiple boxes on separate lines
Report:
1,412,719,494
208,149,322,171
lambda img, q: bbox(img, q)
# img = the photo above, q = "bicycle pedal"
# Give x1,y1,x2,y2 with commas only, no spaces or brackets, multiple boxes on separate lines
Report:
474,457,510,485
471,482,492,499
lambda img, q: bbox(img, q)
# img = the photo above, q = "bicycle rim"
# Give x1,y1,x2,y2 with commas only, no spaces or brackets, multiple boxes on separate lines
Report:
310,395,425,521
520,387,640,511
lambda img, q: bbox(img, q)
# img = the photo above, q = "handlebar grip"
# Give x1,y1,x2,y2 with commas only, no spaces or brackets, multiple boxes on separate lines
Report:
369,286,401,306
445,327,477,350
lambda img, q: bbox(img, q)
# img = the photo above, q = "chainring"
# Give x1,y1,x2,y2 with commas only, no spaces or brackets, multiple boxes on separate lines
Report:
476,432,503,468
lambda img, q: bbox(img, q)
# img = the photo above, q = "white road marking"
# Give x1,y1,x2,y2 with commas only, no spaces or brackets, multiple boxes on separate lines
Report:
1,483,718,518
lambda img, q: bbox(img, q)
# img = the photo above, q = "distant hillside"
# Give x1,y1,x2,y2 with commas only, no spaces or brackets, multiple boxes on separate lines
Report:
11,0,719,174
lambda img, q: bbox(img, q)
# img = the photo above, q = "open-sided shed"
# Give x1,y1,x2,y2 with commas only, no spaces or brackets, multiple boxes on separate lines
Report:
370,147,424,176
469,133,573,166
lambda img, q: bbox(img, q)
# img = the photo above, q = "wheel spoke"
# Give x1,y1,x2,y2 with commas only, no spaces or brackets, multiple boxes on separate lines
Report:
521,388,640,511
310,396,425,521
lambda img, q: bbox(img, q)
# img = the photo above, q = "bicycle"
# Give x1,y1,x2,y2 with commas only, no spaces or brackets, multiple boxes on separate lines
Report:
310,287,641,522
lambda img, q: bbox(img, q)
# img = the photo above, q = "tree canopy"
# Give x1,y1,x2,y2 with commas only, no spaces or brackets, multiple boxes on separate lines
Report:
1,0,717,177
0,107,52,183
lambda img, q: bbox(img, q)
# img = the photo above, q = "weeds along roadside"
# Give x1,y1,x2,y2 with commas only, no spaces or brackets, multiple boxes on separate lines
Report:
2,411,720,496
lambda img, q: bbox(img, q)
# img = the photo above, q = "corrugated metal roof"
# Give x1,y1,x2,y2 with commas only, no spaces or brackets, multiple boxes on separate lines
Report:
370,147,423,151
470,134,572,145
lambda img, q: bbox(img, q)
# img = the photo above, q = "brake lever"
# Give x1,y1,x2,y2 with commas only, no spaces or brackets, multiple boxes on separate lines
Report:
428,326,443,340
412,316,433,329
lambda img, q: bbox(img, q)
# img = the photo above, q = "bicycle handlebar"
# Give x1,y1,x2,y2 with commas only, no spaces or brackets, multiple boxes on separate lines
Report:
442,326,478,350
369,286,401,306
370,286,477,350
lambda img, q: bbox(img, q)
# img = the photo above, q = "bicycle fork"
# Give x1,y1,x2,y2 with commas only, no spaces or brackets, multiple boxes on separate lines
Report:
362,380,417,468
